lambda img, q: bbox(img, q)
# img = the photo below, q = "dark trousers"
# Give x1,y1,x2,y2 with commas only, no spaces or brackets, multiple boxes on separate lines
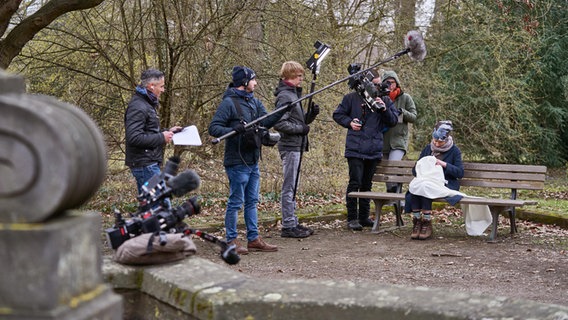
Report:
409,194,433,211
346,157,379,221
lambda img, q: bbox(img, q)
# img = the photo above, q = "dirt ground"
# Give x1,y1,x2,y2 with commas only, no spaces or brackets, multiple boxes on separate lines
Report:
195,214,568,307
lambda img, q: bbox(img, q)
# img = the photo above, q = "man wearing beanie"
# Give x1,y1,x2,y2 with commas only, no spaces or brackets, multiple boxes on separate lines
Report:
209,66,286,254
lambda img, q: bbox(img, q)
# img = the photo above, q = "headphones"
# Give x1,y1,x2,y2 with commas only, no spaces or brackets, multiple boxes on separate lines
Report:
242,68,250,87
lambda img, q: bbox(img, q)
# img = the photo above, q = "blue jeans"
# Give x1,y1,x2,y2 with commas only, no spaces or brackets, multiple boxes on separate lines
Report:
130,163,161,195
225,164,260,243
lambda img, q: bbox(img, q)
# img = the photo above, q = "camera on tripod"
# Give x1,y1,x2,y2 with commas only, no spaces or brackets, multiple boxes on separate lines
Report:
347,63,390,112
105,156,202,250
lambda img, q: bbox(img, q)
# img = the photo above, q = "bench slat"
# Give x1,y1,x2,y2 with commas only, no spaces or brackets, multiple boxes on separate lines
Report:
460,180,544,189
463,163,547,173
462,171,546,181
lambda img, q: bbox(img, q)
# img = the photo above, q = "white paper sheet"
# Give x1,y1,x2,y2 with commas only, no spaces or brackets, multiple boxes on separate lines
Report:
172,125,202,146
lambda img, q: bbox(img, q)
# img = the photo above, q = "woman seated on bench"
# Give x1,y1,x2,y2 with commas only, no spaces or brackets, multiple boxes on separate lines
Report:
407,120,464,240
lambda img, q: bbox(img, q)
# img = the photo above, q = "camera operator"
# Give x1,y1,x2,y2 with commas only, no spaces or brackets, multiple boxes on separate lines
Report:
333,68,399,231
125,68,182,195
208,66,285,255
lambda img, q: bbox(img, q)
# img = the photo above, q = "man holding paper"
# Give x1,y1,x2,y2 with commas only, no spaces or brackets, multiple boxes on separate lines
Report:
124,68,182,194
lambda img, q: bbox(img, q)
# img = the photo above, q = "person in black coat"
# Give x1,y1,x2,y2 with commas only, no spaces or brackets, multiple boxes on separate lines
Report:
333,69,399,230
124,68,181,194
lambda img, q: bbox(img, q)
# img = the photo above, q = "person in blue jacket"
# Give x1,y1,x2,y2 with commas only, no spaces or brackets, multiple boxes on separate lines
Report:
408,120,464,240
209,66,286,255
333,69,399,231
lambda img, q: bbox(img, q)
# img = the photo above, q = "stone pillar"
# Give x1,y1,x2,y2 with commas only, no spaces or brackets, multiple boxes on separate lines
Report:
0,70,122,319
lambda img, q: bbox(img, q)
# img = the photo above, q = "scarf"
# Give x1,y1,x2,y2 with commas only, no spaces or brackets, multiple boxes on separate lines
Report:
389,87,401,102
430,136,454,159
233,88,254,100
135,85,159,106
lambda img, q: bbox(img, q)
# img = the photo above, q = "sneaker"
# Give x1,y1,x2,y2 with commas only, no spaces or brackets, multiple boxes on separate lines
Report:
228,239,249,255
347,220,363,231
411,217,422,240
296,224,314,235
418,219,433,240
359,218,374,228
247,237,278,252
281,227,310,238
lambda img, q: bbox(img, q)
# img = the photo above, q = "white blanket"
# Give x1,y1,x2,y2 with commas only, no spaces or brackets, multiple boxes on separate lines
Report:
408,156,491,236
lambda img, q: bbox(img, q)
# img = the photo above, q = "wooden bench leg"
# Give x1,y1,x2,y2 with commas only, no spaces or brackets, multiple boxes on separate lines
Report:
371,199,388,233
394,200,404,227
488,206,502,242
509,207,517,234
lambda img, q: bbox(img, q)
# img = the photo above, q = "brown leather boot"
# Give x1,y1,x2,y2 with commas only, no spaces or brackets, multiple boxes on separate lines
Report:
411,217,422,240
419,219,433,240
229,239,249,255
247,237,278,252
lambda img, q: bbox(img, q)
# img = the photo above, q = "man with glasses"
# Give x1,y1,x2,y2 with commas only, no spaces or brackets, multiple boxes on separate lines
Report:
273,61,320,238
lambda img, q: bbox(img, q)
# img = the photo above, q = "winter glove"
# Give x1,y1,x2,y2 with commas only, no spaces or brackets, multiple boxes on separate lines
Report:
301,124,310,135
232,123,246,133
309,102,320,116
305,102,320,124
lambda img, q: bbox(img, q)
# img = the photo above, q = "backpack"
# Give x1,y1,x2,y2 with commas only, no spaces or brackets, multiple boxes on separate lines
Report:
114,232,197,265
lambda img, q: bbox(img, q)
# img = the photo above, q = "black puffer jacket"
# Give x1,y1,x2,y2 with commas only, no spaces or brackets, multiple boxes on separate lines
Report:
124,92,165,168
333,92,399,160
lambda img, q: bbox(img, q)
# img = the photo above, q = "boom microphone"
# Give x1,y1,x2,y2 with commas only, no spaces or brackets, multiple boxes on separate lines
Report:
405,30,427,61
167,170,201,197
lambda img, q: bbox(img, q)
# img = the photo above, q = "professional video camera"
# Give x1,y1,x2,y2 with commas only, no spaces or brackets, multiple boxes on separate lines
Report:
347,63,390,112
105,196,200,250
105,156,240,265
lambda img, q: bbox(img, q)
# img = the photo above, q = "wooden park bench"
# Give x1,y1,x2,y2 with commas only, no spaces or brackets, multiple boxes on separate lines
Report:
348,160,547,241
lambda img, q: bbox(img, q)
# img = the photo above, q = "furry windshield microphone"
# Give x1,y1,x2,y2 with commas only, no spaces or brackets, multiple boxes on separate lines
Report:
405,30,427,61
168,170,201,197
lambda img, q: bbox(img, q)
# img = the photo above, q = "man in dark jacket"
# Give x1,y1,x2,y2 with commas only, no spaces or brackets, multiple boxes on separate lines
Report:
273,61,320,238
124,68,181,194
208,66,286,255
333,69,399,230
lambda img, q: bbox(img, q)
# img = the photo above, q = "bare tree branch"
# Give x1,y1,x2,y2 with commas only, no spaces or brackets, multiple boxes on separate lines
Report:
0,0,104,69
0,0,21,38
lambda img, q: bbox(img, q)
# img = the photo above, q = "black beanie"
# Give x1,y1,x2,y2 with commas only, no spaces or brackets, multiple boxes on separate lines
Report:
232,66,256,87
